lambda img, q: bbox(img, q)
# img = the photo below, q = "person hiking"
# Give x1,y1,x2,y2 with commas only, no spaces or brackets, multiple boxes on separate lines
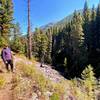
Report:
1,44,14,72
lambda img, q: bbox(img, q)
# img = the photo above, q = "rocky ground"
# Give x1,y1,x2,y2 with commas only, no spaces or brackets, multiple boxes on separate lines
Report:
0,55,100,100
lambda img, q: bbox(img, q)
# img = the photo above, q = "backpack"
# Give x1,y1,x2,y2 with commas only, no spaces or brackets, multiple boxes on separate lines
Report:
1,49,3,59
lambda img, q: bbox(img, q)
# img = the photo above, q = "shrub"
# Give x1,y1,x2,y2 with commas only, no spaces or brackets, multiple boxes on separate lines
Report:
52,82,65,95
0,37,8,47
16,61,49,92
50,93,60,100
35,73,49,92
10,36,25,54
16,62,35,78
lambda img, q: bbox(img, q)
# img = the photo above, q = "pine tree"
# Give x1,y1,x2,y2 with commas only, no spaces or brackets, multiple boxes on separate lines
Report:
95,3,100,49
71,11,84,46
10,23,25,53
33,28,48,66
90,5,96,49
46,27,53,63
51,26,59,66
90,3,100,77
69,11,84,76
81,65,96,99
83,0,91,49
0,0,13,39
13,23,21,36
88,5,96,66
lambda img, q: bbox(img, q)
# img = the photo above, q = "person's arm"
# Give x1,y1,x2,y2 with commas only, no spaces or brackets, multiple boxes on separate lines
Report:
10,48,13,60
11,52,13,60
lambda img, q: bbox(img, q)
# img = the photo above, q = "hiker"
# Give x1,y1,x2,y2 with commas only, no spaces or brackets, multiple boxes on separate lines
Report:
1,44,14,72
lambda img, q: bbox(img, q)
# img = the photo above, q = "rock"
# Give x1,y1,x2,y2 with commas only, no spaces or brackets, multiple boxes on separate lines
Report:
97,92,100,100
43,91,53,100
44,91,53,97
37,90,42,96
31,92,38,100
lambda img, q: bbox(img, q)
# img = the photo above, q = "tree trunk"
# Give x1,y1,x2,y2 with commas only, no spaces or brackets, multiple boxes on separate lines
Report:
27,0,32,59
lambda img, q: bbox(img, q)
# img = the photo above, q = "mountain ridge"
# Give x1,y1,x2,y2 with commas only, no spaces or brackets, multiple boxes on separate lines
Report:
40,9,83,30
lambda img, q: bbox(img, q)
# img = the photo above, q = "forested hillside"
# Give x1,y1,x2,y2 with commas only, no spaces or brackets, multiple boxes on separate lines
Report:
32,1,100,78
0,0,100,99
1,0,100,78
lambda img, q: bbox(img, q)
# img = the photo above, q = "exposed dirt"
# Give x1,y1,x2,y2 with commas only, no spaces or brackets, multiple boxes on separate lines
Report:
0,72,14,100
0,56,68,100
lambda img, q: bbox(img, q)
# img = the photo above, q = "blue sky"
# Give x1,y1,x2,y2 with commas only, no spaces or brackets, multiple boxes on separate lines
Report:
13,0,99,33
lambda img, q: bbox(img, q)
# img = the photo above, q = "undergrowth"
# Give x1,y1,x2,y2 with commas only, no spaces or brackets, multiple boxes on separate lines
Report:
13,56,99,100
0,75,5,88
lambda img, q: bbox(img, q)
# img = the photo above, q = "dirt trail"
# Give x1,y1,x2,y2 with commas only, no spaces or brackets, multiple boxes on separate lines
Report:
0,57,16,100
0,72,14,100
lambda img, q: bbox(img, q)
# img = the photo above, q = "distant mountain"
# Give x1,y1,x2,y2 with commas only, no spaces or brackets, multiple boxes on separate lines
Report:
40,10,83,30
40,22,55,30
55,10,83,27
55,14,73,27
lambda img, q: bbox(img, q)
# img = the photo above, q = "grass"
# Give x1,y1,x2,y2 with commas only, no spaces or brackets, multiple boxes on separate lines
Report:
14,56,74,99
13,78,32,100
50,93,60,100
0,75,5,89
16,61,51,92
15,57,67,99
0,52,6,89
13,55,99,100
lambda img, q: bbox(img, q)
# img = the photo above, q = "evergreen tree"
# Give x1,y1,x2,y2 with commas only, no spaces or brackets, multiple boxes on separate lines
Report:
46,27,53,63
10,23,25,54
83,0,91,49
95,3,100,49
51,26,59,66
88,5,96,66
33,28,48,65
69,11,84,77
90,5,96,49
91,3,100,77
71,11,84,46
81,65,96,99
11,36,24,53
0,0,13,39
13,23,21,36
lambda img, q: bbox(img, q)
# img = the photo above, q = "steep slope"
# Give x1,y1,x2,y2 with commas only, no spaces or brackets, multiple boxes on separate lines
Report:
0,55,72,100
0,55,99,100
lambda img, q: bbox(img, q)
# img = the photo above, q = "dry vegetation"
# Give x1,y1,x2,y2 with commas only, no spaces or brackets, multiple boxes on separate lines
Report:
0,54,100,100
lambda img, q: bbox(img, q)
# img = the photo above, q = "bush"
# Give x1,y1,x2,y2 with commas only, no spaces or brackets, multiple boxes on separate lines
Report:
16,62,35,78
0,37,8,47
50,93,60,100
10,36,25,54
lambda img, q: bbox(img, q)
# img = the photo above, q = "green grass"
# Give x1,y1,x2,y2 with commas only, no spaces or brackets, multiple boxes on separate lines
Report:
0,76,5,88
50,93,60,100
